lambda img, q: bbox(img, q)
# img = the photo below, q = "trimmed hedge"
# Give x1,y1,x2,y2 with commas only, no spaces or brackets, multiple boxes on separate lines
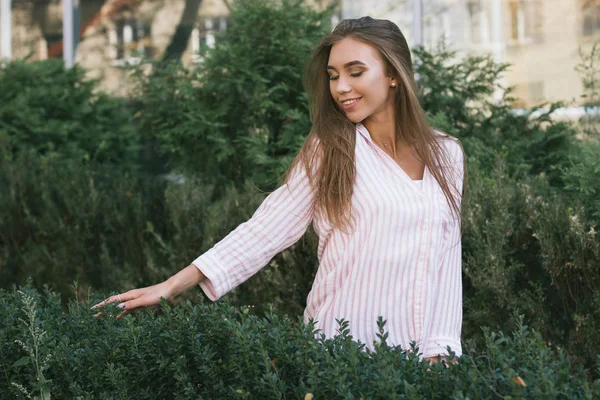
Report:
1,286,598,399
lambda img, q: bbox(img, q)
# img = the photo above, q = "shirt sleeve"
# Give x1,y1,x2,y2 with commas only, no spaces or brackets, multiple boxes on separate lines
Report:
424,138,465,359
191,158,316,301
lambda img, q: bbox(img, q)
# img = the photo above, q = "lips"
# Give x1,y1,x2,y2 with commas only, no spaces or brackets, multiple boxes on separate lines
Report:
340,97,362,110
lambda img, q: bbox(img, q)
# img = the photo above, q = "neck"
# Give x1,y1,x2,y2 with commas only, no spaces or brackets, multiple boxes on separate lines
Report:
362,108,404,156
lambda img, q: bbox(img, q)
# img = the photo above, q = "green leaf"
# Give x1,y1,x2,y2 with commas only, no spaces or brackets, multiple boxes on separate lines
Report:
13,356,30,367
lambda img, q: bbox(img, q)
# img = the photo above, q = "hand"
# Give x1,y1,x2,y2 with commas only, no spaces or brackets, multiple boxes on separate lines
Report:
91,280,174,319
425,355,457,368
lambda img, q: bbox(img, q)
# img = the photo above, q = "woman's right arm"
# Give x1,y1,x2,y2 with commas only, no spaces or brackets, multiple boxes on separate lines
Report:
93,139,320,318
192,152,317,301
92,264,207,319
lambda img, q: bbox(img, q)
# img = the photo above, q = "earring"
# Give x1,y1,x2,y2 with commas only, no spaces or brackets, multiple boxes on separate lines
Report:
391,82,397,88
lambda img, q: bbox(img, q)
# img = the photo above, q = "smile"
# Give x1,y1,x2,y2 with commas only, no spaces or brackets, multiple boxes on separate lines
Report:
340,97,362,110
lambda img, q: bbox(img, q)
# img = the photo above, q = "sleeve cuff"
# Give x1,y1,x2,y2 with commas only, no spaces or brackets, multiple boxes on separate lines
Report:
192,249,232,302
423,336,462,359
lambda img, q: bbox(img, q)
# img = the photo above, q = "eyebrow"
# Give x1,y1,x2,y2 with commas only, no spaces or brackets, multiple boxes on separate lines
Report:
326,60,367,71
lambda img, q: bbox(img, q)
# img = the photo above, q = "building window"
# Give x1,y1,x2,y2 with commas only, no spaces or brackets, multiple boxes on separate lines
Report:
508,0,544,45
582,0,600,36
109,19,151,66
191,16,229,63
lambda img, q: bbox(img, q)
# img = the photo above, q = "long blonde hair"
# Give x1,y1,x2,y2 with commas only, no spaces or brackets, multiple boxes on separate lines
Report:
286,17,466,231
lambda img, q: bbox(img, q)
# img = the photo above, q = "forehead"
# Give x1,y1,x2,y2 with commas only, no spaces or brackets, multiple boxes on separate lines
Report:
328,37,384,68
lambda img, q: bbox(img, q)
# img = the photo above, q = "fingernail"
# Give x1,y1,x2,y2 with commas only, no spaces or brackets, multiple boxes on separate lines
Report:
118,303,126,309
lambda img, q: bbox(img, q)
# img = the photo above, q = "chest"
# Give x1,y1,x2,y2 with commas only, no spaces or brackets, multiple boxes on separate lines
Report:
382,146,425,181
348,141,453,230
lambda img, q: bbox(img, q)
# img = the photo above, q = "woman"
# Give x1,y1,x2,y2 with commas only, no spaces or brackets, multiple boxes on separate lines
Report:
93,17,466,363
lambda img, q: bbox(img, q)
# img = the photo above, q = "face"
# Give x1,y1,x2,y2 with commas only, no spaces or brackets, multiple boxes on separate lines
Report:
327,37,396,124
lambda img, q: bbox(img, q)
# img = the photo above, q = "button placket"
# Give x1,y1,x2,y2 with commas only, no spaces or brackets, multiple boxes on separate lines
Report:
415,213,431,338
415,251,426,337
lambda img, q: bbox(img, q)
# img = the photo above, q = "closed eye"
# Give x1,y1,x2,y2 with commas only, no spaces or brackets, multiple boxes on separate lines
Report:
329,71,363,81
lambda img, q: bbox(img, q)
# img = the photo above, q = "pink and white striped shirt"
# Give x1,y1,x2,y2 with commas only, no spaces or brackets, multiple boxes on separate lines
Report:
192,123,464,358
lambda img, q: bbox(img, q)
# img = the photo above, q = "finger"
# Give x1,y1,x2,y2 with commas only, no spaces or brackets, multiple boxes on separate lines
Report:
116,309,131,320
91,290,139,310
120,296,148,312
91,300,108,310
91,295,118,310
117,290,141,302
114,297,146,319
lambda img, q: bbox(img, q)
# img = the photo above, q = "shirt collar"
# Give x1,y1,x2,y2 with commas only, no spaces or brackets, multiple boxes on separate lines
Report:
355,123,373,143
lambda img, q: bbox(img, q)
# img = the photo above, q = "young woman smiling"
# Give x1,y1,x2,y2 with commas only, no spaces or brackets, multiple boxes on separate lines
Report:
93,17,466,364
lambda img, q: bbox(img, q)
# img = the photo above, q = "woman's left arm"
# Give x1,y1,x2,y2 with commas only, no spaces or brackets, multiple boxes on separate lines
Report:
424,221,462,361
424,138,465,361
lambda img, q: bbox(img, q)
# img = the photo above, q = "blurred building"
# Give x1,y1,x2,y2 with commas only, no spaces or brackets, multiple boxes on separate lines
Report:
1,0,594,107
342,0,594,108
1,0,339,95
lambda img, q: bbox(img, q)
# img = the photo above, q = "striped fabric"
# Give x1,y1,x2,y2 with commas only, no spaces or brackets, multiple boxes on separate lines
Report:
192,123,464,358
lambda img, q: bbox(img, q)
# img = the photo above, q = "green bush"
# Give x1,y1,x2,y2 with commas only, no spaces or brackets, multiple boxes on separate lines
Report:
460,158,554,341
0,286,598,399
561,140,600,222
0,150,170,297
415,43,576,188
460,154,600,371
0,59,139,164
132,0,333,191
532,187,600,369
0,149,317,317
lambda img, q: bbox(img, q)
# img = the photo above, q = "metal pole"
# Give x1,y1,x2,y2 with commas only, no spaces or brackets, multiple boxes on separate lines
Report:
413,0,423,47
490,0,503,62
0,0,11,61
63,0,80,68
490,0,504,101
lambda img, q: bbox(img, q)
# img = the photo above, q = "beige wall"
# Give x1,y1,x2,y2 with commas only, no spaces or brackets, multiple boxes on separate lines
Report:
9,4,54,61
503,1,584,108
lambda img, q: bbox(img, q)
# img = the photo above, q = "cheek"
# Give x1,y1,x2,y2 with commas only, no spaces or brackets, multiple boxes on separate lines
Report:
329,81,336,97
357,73,383,96
365,78,391,103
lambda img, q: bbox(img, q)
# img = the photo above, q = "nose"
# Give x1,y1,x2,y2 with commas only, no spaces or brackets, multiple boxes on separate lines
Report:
335,76,352,94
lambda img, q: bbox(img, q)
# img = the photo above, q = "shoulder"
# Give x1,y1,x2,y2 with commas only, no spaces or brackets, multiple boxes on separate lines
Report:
433,129,466,165
432,129,464,164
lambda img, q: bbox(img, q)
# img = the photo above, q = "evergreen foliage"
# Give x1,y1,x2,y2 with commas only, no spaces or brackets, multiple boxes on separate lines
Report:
0,59,139,164
133,0,334,191
415,43,575,188
0,150,170,297
0,285,598,399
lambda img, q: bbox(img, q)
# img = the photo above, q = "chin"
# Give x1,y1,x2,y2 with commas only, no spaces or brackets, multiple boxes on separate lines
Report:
345,113,366,124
